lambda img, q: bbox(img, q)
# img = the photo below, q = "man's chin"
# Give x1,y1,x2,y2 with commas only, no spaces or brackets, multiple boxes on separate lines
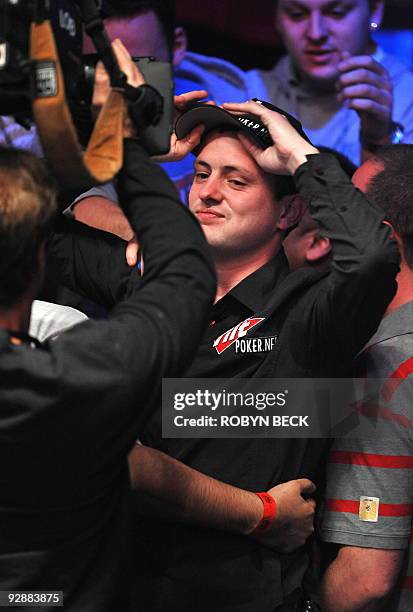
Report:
298,65,339,93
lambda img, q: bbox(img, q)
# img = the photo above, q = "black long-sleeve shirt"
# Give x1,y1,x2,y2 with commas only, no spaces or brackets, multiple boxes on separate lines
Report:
0,140,215,611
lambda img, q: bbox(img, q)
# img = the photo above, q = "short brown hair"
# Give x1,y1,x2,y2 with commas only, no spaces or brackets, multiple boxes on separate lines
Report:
0,147,57,307
366,145,413,268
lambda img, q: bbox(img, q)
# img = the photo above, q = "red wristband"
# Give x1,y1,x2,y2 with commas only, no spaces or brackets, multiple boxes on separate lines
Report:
250,492,277,535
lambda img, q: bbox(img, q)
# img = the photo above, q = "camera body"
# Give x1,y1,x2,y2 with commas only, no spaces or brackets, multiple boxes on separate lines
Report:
0,0,83,117
0,0,173,155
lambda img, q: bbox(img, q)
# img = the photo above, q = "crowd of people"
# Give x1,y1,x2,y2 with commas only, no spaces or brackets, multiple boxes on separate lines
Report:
1,0,413,611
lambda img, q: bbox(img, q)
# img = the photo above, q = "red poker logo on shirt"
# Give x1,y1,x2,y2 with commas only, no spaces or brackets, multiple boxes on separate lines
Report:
213,317,265,355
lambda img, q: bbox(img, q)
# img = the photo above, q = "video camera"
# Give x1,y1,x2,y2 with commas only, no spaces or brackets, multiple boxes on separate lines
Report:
0,0,173,188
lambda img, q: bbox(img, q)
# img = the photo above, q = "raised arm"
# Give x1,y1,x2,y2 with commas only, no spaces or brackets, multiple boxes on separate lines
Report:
224,100,400,359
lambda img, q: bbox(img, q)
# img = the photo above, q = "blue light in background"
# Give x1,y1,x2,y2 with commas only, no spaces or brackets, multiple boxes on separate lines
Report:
374,30,413,68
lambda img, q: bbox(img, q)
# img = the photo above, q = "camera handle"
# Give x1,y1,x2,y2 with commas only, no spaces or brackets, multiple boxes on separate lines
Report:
77,0,163,127
76,0,125,89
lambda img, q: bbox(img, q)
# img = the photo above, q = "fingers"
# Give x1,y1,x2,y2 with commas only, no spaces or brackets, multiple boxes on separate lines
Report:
223,100,271,123
337,68,392,91
153,124,205,162
91,60,111,111
125,235,139,267
337,55,392,115
183,123,206,147
237,133,263,158
112,38,145,88
338,83,392,110
92,38,146,112
174,90,208,111
306,497,317,512
171,124,205,159
338,54,389,78
297,478,317,496
347,99,390,123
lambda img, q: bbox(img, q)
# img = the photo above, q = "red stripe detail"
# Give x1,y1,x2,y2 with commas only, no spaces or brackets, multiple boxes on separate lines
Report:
352,400,412,428
400,576,413,589
327,499,359,513
382,356,413,401
328,450,413,468
327,499,413,516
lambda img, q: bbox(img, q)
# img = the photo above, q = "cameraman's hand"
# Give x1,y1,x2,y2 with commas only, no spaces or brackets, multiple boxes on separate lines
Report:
92,38,146,137
250,478,316,552
153,90,210,162
223,100,318,175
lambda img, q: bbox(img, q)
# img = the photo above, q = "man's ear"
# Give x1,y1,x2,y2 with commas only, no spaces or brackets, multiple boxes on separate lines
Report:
306,232,332,263
172,27,188,67
383,220,397,240
369,0,385,29
276,194,307,231
383,220,405,258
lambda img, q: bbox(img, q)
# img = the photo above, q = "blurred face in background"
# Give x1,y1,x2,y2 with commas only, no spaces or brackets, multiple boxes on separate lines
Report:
275,0,384,89
83,10,187,66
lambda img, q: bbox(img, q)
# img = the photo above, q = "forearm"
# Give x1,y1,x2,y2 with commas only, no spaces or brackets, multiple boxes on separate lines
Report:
321,547,402,612
294,153,399,353
322,561,388,612
73,197,134,241
128,444,262,534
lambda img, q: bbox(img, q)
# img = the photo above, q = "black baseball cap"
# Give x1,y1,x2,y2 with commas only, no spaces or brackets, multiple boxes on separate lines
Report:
174,99,311,153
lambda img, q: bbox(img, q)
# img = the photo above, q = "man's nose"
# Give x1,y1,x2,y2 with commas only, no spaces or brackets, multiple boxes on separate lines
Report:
199,176,224,203
306,12,328,42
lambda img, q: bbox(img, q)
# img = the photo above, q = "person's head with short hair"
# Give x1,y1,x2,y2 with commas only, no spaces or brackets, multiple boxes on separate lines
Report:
83,0,187,67
0,147,57,309
283,148,356,270
353,145,413,268
188,127,300,268
274,0,385,89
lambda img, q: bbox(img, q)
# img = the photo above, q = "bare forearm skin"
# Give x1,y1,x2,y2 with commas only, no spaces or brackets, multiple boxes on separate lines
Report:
73,197,134,241
128,444,262,534
321,546,403,612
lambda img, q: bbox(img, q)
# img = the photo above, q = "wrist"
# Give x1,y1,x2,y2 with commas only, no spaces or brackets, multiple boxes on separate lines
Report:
360,121,404,152
247,492,277,536
242,490,267,534
287,146,320,174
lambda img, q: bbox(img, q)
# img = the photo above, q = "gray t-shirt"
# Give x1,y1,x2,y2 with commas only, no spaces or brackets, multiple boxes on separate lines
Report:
257,47,413,165
322,300,413,611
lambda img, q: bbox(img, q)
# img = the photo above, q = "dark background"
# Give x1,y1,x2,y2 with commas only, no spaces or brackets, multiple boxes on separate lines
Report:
175,0,413,70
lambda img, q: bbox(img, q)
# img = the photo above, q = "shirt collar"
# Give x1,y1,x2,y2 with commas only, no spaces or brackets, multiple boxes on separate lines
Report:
365,300,413,349
226,249,290,313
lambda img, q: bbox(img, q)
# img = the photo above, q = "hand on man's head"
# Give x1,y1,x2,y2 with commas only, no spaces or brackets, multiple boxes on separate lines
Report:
153,90,210,163
223,101,319,175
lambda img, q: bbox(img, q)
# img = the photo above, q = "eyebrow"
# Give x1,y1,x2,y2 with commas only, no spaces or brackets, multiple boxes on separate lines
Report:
194,159,256,180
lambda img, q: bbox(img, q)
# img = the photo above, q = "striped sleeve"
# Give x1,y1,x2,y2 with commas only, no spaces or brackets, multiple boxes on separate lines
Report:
321,368,413,550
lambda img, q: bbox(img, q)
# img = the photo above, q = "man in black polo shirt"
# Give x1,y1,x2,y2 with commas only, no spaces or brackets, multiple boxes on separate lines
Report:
56,100,399,609
130,101,400,611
